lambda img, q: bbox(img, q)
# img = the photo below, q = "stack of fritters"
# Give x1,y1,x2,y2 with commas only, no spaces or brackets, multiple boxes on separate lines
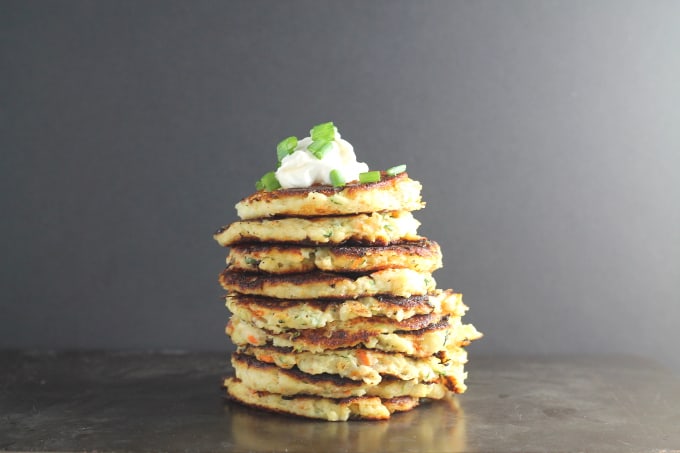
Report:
214,172,482,421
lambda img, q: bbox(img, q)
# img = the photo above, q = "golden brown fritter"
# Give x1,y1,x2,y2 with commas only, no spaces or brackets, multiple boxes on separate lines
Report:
213,211,422,246
225,290,468,332
226,240,442,274
218,268,436,299
235,172,424,220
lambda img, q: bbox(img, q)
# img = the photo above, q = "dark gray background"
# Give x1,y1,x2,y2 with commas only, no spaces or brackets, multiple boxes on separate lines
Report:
2,1,679,372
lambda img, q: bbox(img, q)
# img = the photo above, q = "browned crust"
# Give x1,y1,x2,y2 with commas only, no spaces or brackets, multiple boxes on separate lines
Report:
238,344,295,355
225,293,439,312
237,344,423,361
329,240,439,259
238,172,408,205
287,314,448,350
372,293,443,308
218,236,398,247
396,316,451,335
382,395,421,413
219,270,352,292
229,239,439,258
283,326,364,351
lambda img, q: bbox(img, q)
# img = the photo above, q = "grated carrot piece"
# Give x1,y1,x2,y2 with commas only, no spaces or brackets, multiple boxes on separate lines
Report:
259,354,274,363
357,349,372,366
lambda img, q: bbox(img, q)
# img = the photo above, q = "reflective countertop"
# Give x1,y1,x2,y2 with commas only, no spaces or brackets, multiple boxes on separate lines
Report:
1,351,679,452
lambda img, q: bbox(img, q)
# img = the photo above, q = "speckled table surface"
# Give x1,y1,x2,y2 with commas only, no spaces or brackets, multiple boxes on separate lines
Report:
1,351,679,453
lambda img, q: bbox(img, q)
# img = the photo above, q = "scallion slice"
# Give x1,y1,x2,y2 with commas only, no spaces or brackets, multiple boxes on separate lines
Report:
276,136,298,162
359,171,381,184
256,171,281,191
308,140,333,159
329,169,345,187
385,164,406,176
310,121,336,141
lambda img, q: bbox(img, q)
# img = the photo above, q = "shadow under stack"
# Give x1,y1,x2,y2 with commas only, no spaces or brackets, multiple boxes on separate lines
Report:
214,172,482,421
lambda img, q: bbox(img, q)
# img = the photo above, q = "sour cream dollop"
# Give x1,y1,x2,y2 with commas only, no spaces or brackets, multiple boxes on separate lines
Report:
275,133,369,189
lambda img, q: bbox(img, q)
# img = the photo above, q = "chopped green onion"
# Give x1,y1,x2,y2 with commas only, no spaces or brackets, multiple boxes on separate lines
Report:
256,171,281,191
385,164,407,176
329,169,345,187
308,140,333,159
244,257,260,266
276,136,298,162
359,171,381,184
310,121,336,141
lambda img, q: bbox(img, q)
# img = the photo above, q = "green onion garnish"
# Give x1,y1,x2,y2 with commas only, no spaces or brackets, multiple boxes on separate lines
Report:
385,164,407,176
276,136,298,162
310,121,336,142
329,169,345,187
256,171,281,191
359,171,381,184
308,140,333,159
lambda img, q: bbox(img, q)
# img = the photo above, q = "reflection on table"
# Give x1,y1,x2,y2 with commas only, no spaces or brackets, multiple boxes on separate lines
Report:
226,394,466,452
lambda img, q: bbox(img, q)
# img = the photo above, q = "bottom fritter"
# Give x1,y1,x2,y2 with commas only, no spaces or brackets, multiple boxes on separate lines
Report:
224,377,420,421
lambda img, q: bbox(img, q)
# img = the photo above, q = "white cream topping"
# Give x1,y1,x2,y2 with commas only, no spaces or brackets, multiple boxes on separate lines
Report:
275,131,369,189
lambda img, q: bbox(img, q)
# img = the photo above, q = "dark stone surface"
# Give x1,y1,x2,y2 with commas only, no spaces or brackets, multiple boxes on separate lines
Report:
1,351,679,452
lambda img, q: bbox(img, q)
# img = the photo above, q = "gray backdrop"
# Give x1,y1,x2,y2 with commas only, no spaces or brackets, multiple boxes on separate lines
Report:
2,1,679,373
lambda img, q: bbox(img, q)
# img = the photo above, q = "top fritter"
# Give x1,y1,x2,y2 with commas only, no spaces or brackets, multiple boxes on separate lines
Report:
234,122,423,220
236,172,424,220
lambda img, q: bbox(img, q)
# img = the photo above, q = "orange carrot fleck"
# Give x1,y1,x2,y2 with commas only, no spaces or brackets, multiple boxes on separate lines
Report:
247,335,258,345
259,354,274,363
357,349,372,366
